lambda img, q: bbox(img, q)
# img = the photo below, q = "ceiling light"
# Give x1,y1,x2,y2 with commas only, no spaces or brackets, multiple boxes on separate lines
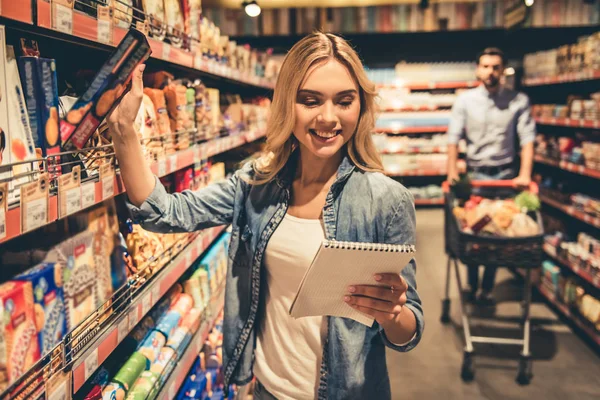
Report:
505,67,516,76
524,0,535,6
243,1,261,17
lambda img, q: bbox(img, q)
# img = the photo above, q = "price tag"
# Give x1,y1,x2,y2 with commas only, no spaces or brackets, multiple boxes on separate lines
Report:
81,181,96,209
169,155,178,173
53,1,73,35
158,159,167,176
185,251,193,266
20,175,49,233
97,5,112,44
46,371,72,400
84,349,99,381
117,316,129,343
129,307,139,331
193,146,201,161
163,44,171,60
152,285,161,304
58,166,81,218
142,293,152,316
0,183,7,240
100,163,115,200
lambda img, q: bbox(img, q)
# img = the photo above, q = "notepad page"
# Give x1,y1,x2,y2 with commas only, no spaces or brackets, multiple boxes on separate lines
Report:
289,244,415,327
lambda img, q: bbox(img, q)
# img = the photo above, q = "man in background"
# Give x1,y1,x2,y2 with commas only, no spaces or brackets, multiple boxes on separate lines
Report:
446,47,536,303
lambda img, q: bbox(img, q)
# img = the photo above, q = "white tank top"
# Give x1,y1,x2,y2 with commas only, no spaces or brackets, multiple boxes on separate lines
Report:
253,213,327,400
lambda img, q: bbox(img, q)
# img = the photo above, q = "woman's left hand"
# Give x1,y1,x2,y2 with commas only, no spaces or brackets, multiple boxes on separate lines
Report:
344,273,408,324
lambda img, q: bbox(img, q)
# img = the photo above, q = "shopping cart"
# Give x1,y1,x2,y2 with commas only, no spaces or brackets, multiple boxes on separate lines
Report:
439,180,544,385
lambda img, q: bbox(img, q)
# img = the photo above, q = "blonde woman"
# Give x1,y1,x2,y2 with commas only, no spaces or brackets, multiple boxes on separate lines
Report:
108,32,423,400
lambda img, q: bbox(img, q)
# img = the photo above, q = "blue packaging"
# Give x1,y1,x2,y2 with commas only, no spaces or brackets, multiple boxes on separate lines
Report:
155,310,182,339
14,262,67,355
176,373,207,400
17,57,41,147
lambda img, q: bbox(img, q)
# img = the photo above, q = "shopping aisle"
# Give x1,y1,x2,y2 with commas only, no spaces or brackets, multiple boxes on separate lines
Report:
388,209,600,400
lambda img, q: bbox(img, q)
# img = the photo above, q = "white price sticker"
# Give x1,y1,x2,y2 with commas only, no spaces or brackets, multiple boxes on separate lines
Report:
84,349,99,381
169,155,178,173
65,187,81,216
46,379,68,400
81,181,96,209
158,159,167,176
185,251,193,266
117,316,129,343
102,176,114,200
54,3,73,34
129,307,139,330
25,197,47,232
152,285,161,304
163,44,171,60
97,19,111,44
0,209,5,240
193,146,201,161
142,293,152,316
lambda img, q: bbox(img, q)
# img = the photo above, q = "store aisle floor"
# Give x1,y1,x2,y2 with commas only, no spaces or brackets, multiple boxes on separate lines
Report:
387,209,600,400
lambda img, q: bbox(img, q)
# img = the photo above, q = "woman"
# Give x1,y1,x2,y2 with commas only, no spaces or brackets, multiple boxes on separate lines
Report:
108,32,423,400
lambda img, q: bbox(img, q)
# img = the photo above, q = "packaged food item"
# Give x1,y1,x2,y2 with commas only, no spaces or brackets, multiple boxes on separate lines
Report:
205,88,221,135
113,352,148,391
0,281,41,391
139,94,162,161
185,86,196,130
60,28,151,149
164,83,189,133
142,0,166,31
137,330,166,363
171,292,194,314
88,206,114,305
155,310,182,339
101,381,126,400
44,231,98,330
191,269,210,306
112,0,133,29
14,263,66,355
166,326,192,354
183,275,205,310
126,370,160,400
149,347,176,376
164,0,185,35
143,88,171,136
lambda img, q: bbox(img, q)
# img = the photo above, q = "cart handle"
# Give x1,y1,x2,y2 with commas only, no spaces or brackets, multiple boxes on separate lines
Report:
442,180,539,194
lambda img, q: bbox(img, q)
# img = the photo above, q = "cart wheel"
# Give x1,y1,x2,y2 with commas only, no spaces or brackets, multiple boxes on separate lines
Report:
516,355,532,385
460,351,475,382
440,299,451,324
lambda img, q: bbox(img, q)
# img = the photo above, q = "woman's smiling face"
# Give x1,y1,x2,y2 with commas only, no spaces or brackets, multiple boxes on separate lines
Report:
292,59,361,160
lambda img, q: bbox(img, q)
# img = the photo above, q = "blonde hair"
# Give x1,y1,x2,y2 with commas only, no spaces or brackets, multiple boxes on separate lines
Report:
251,32,383,184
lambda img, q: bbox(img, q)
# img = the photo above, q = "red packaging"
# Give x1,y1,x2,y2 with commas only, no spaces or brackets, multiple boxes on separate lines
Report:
175,167,194,192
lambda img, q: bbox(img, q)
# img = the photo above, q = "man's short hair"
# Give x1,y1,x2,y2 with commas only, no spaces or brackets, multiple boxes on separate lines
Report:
477,47,506,65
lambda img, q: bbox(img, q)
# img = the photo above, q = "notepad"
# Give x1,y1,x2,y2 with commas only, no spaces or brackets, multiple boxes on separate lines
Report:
289,240,416,327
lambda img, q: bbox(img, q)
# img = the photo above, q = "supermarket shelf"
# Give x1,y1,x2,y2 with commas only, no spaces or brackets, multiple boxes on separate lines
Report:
543,243,600,289
4,1,273,90
1,130,264,245
534,155,600,180
414,198,444,206
375,126,448,134
156,285,226,400
377,81,479,90
534,117,600,129
540,195,600,229
536,283,600,347
0,0,33,23
71,226,226,394
380,146,446,155
381,105,444,112
386,168,448,177
522,70,600,86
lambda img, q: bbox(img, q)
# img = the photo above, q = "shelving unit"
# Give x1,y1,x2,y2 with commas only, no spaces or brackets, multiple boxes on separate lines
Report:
543,244,600,289
534,117,600,129
539,195,600,229
523,69,600,86
534,155,600,180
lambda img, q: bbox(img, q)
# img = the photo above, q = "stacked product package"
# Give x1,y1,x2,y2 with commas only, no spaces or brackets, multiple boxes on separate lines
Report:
77,231,231,400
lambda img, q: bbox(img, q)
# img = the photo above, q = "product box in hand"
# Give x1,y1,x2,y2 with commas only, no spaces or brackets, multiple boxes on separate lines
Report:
17,57,61,159
14,263,67,356
60,28,151,149
0,281,41,392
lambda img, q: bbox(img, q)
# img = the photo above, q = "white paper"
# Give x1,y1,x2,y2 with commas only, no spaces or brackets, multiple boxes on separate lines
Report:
0,209,5,240
46,379,68,400
142,293,152,316
102,175,114,200
65,187,81,216
54,4,73,35
97,19,111,44
24,197,47,232
81,182,96,209
152,285,161,305
289,242,415,326
117,316,129,344
158,159,167,176
163,44,171,61
128,307,139,330
169,155,178,174
84,349,98,381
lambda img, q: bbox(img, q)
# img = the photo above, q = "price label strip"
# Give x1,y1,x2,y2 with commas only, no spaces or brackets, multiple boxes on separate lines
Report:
97,5,112,44
46,370,72,400
158,159,167,177
100,163,115,200
20,174,49,233
52,0,74,35
0,183,7,240
81,181,96,209
58,166,81,218
169,155,178,173
84,348,99,381
117,316,129,344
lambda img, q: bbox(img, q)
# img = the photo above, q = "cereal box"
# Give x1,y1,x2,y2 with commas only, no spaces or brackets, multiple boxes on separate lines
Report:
44,231,98,331
60,28,151,149
14,263,66,356
0,281,41,391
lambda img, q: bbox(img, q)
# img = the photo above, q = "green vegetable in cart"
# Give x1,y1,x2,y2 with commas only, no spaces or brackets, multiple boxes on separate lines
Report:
514,191,541,212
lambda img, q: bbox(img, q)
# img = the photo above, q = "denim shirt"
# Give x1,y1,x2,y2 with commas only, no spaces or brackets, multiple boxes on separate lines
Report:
127,154,424,399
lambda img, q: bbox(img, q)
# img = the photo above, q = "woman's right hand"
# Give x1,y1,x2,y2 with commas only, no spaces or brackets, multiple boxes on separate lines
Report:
107,64,145,142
